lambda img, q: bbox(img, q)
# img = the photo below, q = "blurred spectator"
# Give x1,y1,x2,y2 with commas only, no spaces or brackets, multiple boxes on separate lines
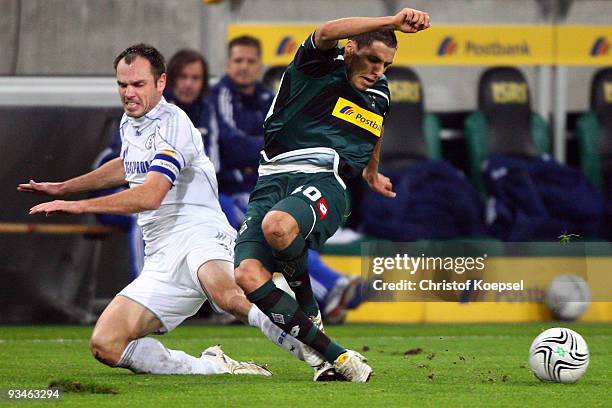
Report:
164,49,220,171
207,37,364,323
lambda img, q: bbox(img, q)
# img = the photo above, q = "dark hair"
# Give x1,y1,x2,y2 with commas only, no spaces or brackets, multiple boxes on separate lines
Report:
113,43,166,83
228,35,262,57
349,30,398,49
167,49,210,98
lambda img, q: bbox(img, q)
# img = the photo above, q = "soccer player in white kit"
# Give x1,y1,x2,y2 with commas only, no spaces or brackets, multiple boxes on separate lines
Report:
18,44,312,377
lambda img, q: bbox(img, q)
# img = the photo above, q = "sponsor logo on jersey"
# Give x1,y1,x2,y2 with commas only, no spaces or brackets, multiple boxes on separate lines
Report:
290,325,300,337
317,198,328,220
438,36,458,56
339,105,355,115
124,160,151,174
276,36,297,56
591,37,610,56
332,97,383,137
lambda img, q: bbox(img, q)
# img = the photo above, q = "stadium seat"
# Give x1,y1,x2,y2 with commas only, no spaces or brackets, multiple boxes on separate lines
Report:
576,67,612,190
361,67,487,241
380,66,441,171
464,66,549,193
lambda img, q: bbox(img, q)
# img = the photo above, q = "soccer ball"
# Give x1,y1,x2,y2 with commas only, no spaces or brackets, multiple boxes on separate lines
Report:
529,327,589,383
544,274,591,321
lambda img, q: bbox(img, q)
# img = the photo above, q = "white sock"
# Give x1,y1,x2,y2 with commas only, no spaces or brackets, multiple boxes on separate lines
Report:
248,305,304,361
117,337,227,375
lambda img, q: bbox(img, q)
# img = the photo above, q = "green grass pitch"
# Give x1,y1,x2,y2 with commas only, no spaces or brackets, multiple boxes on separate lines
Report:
0,323,610,407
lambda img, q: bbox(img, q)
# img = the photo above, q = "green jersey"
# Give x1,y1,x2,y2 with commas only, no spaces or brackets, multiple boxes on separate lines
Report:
261,32,391,186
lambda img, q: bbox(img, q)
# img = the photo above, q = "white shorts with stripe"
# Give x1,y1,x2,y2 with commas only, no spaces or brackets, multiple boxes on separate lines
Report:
118,224,236,332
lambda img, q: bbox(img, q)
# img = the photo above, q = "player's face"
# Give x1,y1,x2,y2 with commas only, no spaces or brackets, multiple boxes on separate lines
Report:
226,45,262,90
116,56,166,118
345,40,395,91
173,61,205,105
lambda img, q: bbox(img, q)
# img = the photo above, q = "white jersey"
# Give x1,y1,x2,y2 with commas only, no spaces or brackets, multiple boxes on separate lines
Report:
119,97,233,254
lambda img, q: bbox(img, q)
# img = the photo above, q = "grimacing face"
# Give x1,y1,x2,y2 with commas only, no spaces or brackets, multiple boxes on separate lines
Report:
116,56,166,118
173,61,205,105
345,40,396,91
226,44,262,90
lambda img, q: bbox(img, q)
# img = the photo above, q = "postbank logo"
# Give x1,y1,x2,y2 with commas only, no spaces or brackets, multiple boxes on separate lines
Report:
438,36,530,59
464,40,530,56
276,36,297,56
591,37,610,57
332,97,383,137
339,105,355,115
438,36,458,56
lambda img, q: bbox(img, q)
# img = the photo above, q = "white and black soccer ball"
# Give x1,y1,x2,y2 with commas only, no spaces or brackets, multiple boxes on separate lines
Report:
544,274,591,321
529,327,589,383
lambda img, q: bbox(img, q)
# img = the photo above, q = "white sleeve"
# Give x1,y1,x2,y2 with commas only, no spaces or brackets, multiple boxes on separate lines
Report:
148,112,201,185
119,116,128,159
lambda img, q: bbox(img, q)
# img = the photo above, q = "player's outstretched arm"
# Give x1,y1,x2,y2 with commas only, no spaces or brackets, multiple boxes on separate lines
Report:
315,7,430,49
18,157,127,196
28,171,171,216
363,128,396,198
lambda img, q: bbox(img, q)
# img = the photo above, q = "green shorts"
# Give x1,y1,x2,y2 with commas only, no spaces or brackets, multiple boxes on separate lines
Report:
234,172,349,271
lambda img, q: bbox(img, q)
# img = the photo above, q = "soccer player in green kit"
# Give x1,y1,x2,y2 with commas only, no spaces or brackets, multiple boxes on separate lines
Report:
234,8,430,382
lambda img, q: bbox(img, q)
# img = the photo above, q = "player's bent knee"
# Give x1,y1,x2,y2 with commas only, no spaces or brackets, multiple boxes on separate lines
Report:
262,211,298,249
261,213,287,240
89,331,129,367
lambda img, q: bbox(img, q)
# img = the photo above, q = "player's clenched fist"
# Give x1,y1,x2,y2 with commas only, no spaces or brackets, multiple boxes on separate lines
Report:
392,8,430,33
17,179,65,196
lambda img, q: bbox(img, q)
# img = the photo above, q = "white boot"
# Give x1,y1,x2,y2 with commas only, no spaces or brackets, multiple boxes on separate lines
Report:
201,345,272,376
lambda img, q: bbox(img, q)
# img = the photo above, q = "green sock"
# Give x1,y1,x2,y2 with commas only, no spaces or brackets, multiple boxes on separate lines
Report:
247,280,345,363
273,235,319,317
